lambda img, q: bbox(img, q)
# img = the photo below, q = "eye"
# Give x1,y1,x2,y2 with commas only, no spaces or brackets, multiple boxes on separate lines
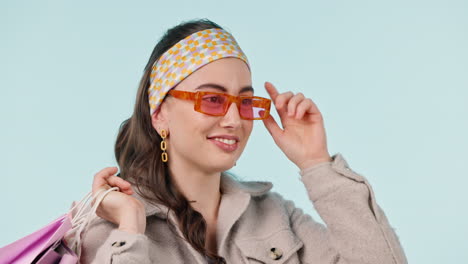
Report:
241,98,253,105
202,95,225,104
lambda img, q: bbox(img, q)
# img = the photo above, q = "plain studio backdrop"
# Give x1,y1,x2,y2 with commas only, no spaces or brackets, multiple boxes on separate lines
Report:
1,0,467,263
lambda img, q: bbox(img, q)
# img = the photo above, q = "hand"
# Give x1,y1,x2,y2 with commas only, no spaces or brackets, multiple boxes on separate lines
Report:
92,167,146,234
262,81,332,170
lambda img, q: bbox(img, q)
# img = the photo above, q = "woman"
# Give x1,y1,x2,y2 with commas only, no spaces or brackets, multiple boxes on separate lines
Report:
79,19,407,263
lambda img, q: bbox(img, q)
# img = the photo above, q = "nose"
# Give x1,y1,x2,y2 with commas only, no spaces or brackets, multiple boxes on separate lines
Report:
219,102,242,129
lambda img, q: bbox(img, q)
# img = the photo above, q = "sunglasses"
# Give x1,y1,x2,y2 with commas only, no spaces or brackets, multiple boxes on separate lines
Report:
167,90,271,120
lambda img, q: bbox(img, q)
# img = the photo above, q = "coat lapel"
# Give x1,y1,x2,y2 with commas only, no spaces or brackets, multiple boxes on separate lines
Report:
131,172,272,219
130,171,273,258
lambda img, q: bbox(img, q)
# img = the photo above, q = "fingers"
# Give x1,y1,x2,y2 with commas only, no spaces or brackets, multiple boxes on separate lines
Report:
265,81,321,120
92,167,133,195
264,81,279,101
287,93,305,117
92,167,117,193
262,114,283,143
295,98,313,119
107,176,133,195
275,92,294,110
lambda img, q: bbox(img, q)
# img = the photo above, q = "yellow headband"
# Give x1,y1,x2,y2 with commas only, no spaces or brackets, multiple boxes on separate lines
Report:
148,28,250,115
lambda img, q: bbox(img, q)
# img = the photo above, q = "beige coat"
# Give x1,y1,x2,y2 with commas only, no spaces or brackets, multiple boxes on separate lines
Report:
78,153,407,263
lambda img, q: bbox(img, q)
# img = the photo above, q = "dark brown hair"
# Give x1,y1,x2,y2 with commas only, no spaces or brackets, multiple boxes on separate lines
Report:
114,19,226,263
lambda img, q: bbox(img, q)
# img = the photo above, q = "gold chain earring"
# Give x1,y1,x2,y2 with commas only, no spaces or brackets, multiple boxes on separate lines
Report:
160,129,168,162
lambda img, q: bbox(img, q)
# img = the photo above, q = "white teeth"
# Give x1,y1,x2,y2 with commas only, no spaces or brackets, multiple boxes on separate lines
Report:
212,138,236,145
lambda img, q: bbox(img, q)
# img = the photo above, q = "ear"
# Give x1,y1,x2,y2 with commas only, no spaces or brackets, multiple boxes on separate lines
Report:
151,103,169,136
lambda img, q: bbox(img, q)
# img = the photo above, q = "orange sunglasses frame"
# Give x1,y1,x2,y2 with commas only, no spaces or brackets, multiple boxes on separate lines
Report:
168,90,271,120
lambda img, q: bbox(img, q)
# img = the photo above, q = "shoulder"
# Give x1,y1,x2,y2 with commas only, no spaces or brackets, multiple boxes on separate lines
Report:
221,171,273,196
222,171,295,215
224,177,295,224
249,189,297,220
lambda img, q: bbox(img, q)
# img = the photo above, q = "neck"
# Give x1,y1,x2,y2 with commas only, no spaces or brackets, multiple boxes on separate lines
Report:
168,160,222,222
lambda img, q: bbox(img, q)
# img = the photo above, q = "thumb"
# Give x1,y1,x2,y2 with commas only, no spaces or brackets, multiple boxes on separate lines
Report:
262,114,283,144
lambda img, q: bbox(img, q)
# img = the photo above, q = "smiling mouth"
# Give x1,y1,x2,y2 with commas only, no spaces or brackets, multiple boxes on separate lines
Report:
210,137,237,145
207,137,239,152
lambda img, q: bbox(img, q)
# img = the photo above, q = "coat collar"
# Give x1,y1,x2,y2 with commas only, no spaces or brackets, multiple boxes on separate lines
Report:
130,171,273,219
131,172,272,261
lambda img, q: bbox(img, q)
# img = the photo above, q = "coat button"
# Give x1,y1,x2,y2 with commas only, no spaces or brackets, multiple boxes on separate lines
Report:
111,241,126,247
269,247,283,260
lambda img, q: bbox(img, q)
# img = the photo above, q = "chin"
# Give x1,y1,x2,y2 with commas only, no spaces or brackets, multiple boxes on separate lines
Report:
207,160,236,173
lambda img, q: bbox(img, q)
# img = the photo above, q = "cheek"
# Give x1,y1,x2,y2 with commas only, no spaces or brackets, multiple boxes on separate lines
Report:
243,121,254,138
245,119,254,129
169,109,216,138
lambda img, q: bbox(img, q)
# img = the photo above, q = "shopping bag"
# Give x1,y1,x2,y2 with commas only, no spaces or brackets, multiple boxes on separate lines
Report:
0,214,76,264
0,187,119,264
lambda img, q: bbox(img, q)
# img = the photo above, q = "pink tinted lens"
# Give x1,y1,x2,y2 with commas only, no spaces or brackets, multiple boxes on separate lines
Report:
200,93,227,114
239,98,268,119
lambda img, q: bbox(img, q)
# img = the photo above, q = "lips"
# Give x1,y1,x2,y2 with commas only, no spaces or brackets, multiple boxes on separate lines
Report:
207,135,240,152
207,135,240,141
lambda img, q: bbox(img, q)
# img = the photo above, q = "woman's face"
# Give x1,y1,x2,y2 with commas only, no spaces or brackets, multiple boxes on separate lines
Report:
153,58,254,174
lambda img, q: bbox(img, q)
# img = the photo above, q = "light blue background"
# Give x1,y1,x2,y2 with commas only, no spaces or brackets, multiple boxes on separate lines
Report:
2,0,467,263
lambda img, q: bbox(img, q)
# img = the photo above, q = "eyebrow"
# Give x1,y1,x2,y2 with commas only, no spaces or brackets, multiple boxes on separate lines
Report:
195,83,254,93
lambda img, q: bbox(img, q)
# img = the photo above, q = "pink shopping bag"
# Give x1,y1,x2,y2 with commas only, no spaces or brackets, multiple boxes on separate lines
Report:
0,213,77,264
0,187,118,264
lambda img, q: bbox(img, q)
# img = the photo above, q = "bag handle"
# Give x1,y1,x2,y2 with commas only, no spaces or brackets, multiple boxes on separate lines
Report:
64,186,120,258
